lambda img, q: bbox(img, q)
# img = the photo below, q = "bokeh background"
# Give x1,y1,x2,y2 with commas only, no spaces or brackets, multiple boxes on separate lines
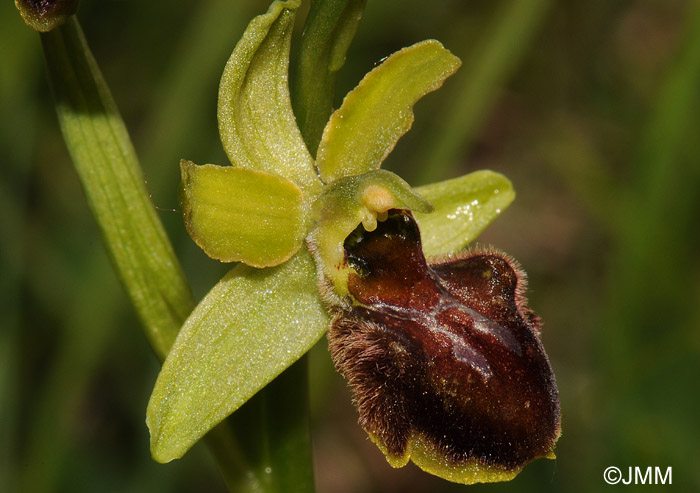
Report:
2,0,699,491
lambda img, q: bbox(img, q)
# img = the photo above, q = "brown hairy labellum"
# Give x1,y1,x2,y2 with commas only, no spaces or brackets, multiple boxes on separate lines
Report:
328,209,560,484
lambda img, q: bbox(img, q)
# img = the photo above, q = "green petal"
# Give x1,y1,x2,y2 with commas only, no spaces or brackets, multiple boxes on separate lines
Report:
180,160,307,268
413,170,515,259
316,40,461,183
147,247,329,463
218,0,322,196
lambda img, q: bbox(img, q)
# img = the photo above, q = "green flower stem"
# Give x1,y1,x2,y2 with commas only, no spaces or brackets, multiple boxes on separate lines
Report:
414,0,553,184
196,360,314,493
40,16,248,490
262,9,370,486
227,358,315,493
240,1,367,489
291,0,367,155
202,420,254,491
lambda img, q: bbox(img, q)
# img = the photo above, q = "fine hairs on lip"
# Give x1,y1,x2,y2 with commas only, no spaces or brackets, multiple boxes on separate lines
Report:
327,209,560,483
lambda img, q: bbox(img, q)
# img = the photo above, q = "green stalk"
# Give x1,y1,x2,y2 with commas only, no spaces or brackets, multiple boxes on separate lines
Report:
414,0,553,184
224,1,371,489
226,358,315,492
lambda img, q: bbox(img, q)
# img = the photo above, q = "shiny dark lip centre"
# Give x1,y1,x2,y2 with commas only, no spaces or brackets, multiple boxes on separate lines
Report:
331,209,561,472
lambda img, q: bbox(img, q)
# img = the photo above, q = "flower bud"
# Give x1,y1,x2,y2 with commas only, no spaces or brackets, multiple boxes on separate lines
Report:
15,0,79,32
328,209,560,484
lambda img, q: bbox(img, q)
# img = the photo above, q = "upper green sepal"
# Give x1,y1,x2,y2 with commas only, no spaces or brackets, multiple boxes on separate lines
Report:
316,40,461,183
414,170,515,259
180,160,308,268
217,0,322,196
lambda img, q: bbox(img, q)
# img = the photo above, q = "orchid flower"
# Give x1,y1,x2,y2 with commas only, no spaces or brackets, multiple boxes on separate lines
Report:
146,0,560,484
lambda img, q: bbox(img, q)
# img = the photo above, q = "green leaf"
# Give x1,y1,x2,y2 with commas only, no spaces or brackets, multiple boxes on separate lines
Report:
413,170,514,259
40,18,193,360
218,0,322,196
147,247,329,463
316,39,461,183
291,0,368,154
180,160,308,267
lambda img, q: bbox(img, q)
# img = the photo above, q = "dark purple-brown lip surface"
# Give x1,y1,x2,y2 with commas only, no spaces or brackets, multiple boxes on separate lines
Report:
328,209,560,482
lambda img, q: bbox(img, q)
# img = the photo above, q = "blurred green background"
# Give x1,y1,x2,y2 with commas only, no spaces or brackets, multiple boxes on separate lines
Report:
2,0,699,491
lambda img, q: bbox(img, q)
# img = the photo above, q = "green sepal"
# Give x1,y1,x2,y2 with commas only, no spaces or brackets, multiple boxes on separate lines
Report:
316,39,461,183
308,169,433,297
218,0,322,196
413,170,515,259
147,247,329,463
179,160,308,268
